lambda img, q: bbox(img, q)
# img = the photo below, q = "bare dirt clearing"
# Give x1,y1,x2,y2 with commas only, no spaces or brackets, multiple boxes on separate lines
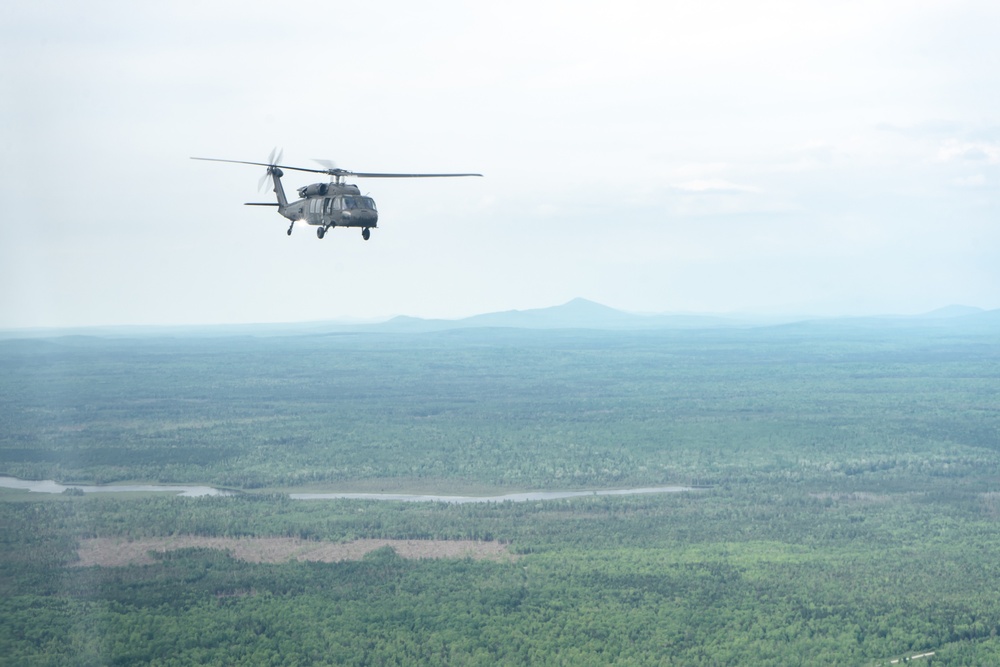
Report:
74,537,515,567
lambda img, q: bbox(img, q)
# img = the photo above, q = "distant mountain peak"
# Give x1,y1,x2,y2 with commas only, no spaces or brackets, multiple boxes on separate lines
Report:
920,304,985,318
347,299,1000,335
557,297,618,310
457,298,630,329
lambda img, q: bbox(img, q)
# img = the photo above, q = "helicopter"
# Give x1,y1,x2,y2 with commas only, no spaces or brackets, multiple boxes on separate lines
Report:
192,150,481,240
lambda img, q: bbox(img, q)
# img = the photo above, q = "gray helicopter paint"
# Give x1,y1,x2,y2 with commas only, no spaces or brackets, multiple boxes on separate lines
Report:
282,180,378,232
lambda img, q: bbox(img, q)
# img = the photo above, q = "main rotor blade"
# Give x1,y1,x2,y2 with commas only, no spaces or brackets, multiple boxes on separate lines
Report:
190,156,320,171
349,172,483,178
313,158,339,171
192,157,482,178
192,157,330,174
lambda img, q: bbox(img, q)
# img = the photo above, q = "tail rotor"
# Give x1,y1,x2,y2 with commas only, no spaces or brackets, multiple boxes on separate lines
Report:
258,147,284,192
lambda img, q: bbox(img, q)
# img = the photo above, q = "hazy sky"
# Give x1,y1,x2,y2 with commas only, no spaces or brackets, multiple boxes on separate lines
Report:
2,0,998,328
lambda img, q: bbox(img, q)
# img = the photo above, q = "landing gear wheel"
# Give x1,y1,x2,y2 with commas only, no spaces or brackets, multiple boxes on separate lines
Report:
286,223,294,236
317,226,326,239
362,228,371,241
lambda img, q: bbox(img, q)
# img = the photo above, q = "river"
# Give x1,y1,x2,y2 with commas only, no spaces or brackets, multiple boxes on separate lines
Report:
0,476,698,503
0,476,229,497
290,487,697,503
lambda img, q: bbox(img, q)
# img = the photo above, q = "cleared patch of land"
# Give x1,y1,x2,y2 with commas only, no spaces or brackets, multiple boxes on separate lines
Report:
73,536,515,567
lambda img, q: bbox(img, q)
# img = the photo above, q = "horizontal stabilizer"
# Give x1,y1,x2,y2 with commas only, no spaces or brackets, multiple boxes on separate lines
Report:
244,202,280,206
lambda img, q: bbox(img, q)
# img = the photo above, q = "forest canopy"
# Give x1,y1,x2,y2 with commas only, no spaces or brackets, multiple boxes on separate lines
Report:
2,322,999,664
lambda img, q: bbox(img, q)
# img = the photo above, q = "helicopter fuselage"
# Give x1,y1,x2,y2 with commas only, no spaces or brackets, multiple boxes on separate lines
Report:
281,182,378,232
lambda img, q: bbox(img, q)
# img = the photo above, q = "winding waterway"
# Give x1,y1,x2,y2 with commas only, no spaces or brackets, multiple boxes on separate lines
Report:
0,476,229,497
0,476,698,503
290,487,696,503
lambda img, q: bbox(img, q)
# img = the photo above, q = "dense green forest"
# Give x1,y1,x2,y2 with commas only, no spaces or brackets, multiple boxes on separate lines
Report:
2,323,1000,664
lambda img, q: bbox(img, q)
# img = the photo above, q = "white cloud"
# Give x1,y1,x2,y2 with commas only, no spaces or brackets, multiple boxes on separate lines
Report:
937,140,1000,164
952,174,988,187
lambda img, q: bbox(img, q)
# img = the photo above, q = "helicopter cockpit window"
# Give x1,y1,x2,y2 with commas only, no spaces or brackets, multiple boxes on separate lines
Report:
341,196,376,210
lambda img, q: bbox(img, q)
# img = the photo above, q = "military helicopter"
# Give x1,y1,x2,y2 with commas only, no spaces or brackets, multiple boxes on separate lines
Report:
192,149,481,240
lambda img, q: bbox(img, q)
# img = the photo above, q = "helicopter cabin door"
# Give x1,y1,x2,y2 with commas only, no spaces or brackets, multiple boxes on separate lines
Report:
329,196,343,223
322,197,332,223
